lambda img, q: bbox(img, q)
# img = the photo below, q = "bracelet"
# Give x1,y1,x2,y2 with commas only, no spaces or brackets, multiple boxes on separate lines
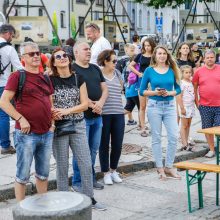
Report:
16,116,22,122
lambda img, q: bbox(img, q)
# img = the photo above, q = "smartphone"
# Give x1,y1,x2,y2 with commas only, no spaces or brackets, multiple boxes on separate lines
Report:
157,88,166,91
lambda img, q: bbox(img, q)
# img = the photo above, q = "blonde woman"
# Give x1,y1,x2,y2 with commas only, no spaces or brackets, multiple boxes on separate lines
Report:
140,45,181,180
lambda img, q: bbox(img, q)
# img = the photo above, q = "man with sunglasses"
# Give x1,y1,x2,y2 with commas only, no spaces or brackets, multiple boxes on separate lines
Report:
0,24,23,155
85,23,111,65
0,41,54,201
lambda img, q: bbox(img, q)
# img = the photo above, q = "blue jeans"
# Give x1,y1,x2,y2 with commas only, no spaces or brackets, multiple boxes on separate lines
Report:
0,87,10,149
13,129,53,184
72,117,103,186
147,99,178,168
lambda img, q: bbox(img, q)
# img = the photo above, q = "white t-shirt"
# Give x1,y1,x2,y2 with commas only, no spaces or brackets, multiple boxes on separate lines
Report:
0,37,23,87
180,80,195,107
90,36,111,65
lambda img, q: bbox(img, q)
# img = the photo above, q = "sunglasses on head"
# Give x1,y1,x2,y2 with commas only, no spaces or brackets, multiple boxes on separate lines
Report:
23,51,40,57
55,53,68,60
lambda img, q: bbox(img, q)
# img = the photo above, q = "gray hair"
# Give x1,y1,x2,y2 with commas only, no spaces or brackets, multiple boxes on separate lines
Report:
204,49,216,57
20,41,39,55
0,24,16,34
73,41,89,54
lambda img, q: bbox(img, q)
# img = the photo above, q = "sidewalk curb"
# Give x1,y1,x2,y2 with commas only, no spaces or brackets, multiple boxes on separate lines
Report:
0,146,208,202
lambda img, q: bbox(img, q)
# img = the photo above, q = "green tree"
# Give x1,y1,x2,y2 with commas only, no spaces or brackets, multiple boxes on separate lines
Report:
134,0,215,9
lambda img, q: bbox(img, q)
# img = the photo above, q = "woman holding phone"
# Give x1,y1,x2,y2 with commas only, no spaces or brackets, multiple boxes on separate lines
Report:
140,45,181,180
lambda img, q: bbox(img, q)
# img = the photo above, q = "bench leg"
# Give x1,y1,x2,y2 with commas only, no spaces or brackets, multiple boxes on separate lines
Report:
186,170,206,213
186,170,192,213
197,171,204,209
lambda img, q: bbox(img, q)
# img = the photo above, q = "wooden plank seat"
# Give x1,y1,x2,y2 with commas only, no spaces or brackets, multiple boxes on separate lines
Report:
174,161,220,213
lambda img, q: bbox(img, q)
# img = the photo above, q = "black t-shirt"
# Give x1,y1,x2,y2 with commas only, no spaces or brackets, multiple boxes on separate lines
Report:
50,74,84,122
192,49,203,63
73,63,105,119
134,53,151,73
176,59,196,68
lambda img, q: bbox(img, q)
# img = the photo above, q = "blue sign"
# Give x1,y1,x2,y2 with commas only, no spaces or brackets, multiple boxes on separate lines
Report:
156,16,163,33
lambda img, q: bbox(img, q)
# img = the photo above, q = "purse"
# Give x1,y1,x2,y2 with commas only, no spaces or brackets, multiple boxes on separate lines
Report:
55,119,76,137
54,74,78,137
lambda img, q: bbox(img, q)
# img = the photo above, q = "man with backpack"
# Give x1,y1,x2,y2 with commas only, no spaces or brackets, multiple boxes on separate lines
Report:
0,41,54,201
0,24,23,154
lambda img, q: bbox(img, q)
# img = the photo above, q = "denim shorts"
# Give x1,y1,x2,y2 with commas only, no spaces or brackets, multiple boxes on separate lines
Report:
199,105,220,129
13,129,53,184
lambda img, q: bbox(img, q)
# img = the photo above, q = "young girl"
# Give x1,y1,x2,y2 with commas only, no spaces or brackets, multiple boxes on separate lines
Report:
129,38,156,137
178,65,195,151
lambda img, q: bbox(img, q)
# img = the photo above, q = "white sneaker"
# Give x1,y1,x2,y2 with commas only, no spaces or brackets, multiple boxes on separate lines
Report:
104,173,113,185
111,171,122,183
205,151,215,158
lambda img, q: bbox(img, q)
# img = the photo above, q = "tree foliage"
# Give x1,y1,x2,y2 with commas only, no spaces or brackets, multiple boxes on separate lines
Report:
134,0,215,9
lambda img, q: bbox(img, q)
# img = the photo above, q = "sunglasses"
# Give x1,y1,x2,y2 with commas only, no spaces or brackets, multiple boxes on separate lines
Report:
55,53,68,60
23,51,41,57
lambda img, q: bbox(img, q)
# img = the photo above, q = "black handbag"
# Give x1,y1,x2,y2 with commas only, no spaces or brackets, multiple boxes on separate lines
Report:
55,119,76,137
54,74,78,137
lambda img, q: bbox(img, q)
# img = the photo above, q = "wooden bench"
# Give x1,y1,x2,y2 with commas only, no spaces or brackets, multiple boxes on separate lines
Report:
174,161,220,213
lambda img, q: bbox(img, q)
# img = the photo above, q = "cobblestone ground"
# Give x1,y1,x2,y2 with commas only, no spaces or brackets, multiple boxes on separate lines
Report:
1,157,220,220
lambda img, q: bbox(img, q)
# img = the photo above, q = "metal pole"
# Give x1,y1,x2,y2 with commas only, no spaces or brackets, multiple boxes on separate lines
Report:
5,0,16,19
119,0,134,31
90,0,93,21
27,0,29,16
103,0,105,38
68,0,71,38
172,0,197,54
40,0,62,46
192,0,197,23
204,0,220,33
74,0,95,39
108,0,126,43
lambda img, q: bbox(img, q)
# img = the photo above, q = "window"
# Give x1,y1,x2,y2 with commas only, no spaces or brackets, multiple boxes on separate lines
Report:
71,0,74,11
96,0,103,6
138,9,142,28
39,8,43,16
76,0,86,3
78,17,85,36
122,8,126,23
60,11,66,28
132,9,135,28
147,11,150,31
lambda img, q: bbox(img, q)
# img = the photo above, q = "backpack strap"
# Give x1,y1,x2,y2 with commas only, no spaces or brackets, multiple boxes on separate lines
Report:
16,69,26,101
0,42,12,75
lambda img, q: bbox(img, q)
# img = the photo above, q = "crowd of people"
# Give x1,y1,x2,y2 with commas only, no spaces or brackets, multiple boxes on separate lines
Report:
0,22,220,211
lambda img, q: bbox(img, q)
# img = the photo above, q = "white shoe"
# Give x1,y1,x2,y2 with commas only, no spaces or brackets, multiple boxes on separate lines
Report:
111,171,122,183
104,173,113,185
205,151,215,158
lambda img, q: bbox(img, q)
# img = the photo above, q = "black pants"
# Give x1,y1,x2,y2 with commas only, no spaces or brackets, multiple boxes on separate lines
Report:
99,114,125,172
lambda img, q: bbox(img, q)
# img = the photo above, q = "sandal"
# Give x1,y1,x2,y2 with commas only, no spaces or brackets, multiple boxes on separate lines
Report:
137,125,141,131
164,167,181,180
180,145,187,151
157,168,167,181
140,130,148,137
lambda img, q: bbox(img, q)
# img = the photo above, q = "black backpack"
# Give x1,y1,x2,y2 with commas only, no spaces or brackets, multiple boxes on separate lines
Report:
0,42,11,75
15,69,50,101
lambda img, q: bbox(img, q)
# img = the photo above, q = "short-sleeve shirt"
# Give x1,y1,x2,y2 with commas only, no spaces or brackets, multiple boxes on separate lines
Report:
192,49,203,63
5,71,54,134
177,59,196,69
50,74,84,122
90,36,112,65
180,80,195,106
73,63,105,119
134,53,151,73
102,70,124,115
192,65,220,106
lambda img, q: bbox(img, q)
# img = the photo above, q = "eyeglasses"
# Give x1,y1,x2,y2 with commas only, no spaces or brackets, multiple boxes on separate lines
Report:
111,59,117,64
85,23,100,31
55,53,68,60
23,51,41,57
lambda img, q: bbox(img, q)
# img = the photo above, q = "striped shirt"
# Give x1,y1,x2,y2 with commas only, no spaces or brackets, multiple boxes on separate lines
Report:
102,70,124,115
